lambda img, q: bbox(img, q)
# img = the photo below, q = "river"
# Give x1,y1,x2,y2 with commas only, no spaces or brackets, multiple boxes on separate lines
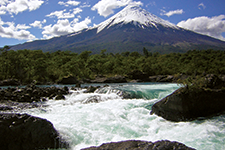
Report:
19,83,225,150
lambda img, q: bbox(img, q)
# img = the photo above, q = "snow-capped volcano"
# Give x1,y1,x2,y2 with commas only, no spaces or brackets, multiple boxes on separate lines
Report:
95,5,178,33
11,5,225,53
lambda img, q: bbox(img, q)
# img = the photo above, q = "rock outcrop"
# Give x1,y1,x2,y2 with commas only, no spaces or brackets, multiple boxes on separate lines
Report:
57,76,78,84
0,113,69,150
90,75,127,83
0,79,20,86
82,140,195,150
151,74,225,122
127,70,150,82
148,74,189,83
0,84,69,102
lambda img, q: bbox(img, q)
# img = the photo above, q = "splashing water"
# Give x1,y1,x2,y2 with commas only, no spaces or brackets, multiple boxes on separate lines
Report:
20,83,225,150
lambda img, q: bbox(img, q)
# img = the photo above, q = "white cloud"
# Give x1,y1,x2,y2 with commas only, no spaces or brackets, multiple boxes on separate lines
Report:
0,0,9,5
30,19,46,28
0,10,6,15
0,17,35,40
72,7,82,14
198,3,206,10
0,0,44,15
46,9,74,19
80,2,91,8
92,0,143,17
46,8,82,19
42,17,91,39
16,24,30,30
177,15,225,41
30,21,42,28
161,9,184,17
58,0,80,7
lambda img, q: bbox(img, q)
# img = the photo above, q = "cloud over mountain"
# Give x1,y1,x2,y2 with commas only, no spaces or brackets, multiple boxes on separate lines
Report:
42,17,91,39
177,15,225,41
91,0,143,17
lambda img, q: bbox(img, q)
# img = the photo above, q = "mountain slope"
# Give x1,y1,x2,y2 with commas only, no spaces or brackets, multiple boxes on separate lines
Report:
11,5,225,54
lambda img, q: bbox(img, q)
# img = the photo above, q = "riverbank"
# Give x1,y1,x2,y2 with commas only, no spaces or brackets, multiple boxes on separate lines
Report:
0,73,189,86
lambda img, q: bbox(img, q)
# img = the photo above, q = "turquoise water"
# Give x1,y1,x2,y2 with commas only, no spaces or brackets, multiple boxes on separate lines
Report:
20,83,225,150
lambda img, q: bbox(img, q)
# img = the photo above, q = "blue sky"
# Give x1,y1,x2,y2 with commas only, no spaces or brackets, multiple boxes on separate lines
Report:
0,0,225,47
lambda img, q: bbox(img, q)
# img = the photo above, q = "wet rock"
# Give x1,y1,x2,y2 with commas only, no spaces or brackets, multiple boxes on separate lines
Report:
57,76,78,84
148,74,190,83
82,140,195,150
0,100,44,112
0,113,69,150
84,86,99,93
55,94,66,100
91,75,127,83
151,85,225,122
82,95,101,104
90,77,107,83
0,79,20,86
0,105,13,111
0,85,69,103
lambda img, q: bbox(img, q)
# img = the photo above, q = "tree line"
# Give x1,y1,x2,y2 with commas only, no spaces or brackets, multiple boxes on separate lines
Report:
1,45,225,84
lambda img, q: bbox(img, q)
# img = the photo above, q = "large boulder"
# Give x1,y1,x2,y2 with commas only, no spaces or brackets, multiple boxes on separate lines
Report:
0,113,69,150
150,75,225,122
82,140,195,150
57,76,78,84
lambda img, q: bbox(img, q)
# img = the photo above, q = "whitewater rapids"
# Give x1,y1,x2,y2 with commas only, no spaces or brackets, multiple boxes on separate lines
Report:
20,83,225,150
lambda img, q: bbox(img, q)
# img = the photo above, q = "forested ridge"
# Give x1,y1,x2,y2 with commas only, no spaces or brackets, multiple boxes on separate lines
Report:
1,46,225,84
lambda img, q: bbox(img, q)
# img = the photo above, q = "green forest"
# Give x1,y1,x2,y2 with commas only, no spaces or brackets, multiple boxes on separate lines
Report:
1,45,225,84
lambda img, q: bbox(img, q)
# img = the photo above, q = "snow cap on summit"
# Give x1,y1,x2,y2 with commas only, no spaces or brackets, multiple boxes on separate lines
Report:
96,5,179,33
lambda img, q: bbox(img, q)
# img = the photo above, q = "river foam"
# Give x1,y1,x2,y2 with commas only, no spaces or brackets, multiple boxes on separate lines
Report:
21,83,225,150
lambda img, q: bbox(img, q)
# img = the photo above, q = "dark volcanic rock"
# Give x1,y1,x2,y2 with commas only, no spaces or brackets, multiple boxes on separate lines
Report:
150,75,225,122
91,75,127,83
57,76,78,84
0,105,13,111
0,84,69,102
84,86,100,93
127,70,149,82
148,74,189,83
0,79,20,86
104,75,127,83
204,74,223,89
0,113,69,150
0,100,43,111
82,140,195,150
55,94,66,100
